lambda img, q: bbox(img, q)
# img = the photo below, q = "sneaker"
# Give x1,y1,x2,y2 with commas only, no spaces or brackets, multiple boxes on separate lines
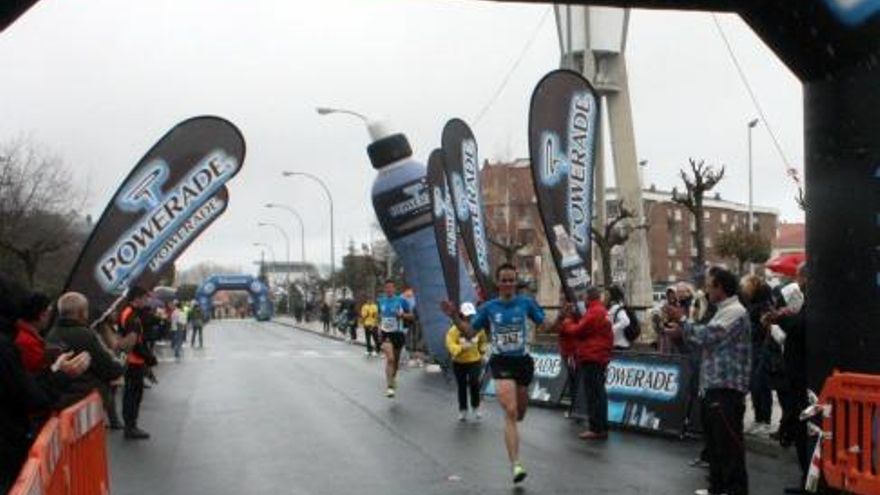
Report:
124,427,150,440
365,350,372,357
688,457,710,469
512,462,527,484
578,430,608,440
458,411,467,422
694,489,726,495
473,408,482,420
385,387,395,398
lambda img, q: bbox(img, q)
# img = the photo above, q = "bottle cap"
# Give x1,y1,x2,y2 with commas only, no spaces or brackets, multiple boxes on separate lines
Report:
367,133,413,169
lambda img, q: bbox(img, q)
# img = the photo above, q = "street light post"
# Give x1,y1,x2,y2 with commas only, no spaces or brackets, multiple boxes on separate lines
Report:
281,172,335,305
265,203,306,264
748,118,759,233
258,222,291,315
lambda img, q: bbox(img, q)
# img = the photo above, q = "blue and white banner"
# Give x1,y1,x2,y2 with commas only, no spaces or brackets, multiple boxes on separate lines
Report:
63,116,245,313
528,70,599,303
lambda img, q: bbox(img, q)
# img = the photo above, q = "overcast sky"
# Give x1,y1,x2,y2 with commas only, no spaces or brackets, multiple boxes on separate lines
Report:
0,0,804,274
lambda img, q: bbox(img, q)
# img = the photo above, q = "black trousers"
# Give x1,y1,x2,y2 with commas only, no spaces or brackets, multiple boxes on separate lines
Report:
577,362,608,434
123,366,146,429
190,323,203,347
704,389,748,495
364,327,380,354
452,361,482,411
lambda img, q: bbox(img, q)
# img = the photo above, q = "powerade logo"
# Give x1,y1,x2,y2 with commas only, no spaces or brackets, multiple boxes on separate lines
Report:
538,91,596,252
388,182,430,218
432,184,457,258
566,91,596,252
96,150,239,292
450,172,469,222
147,195,225,273
462,139,491,278
824,0,880,26
606,361,680,402
532,352,563,379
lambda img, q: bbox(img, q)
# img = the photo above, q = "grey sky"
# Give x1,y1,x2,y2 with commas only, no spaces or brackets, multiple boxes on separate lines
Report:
0,0,803,274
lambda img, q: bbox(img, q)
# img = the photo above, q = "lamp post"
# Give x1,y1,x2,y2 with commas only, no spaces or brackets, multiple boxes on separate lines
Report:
258,222,291,315
747,118,760,233
281,171,335,304
265,203,306,264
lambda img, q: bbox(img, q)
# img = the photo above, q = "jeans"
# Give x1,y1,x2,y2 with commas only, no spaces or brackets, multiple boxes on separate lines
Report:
171,330,184,358
452,361,482,411
123,366,146,429
704,389,748,495
750,344,772,424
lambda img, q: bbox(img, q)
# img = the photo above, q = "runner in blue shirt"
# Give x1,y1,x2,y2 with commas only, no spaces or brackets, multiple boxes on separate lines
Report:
377,279,412,398
442,263,557,484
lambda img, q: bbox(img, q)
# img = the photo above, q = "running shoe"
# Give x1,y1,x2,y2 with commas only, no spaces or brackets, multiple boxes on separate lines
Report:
473,408,482,420
512,462,527,484
385,387,395,398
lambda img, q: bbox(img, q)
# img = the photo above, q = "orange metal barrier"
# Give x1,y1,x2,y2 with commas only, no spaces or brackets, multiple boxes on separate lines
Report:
8,458,43,495
59,392,110,495
819,372,880,494
26,417,67,495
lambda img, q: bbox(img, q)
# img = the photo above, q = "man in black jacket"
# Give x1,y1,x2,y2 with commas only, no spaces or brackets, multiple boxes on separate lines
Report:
0,275,90,492
119,286,157,440
46,292,126,409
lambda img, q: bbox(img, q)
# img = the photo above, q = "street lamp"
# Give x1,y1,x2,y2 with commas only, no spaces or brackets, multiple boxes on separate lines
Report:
281,171,335,304
265,203,306,264
747,118,759,233
258,222,291,315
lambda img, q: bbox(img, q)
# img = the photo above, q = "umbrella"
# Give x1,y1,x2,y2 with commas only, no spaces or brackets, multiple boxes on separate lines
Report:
765,252,806,278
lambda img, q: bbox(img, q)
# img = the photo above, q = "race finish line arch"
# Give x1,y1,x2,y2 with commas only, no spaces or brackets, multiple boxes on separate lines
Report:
493,0,880,389
196,274,273,322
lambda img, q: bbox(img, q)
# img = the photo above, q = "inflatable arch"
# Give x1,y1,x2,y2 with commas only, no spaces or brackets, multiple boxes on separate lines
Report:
196,274,272,321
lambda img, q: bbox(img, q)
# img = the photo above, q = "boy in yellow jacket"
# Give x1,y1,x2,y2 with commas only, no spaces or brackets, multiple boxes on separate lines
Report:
445,302,488,421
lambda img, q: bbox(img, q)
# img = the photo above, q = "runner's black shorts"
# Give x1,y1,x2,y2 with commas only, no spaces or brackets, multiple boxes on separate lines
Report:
489,354,534,386
380,331,406,350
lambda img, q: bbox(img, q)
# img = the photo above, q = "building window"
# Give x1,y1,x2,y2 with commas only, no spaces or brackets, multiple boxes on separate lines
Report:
674,209,682,221
704,210,711,220
607,201,620,218
721,212,728,223
675,260,683,272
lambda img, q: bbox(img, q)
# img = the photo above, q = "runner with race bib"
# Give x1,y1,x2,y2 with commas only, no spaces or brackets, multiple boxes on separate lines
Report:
441,263,556,485
377,279,411,398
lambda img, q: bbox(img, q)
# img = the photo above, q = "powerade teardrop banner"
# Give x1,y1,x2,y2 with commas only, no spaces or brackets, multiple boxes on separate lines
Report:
427,149,461,307
528,70,599,303
441,118,493,298
64,116,245,312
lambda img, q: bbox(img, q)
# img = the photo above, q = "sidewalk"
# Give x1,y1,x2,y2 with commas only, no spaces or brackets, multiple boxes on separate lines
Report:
274,316,371,347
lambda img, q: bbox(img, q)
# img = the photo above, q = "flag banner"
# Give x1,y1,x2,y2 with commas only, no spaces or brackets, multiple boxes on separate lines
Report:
427,149,461,307
527,70,599,303
64,116,245,313
441,118,493,298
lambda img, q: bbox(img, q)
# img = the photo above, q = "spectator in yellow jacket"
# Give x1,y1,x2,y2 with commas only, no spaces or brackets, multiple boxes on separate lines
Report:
446,302,488,422
360,299,380,357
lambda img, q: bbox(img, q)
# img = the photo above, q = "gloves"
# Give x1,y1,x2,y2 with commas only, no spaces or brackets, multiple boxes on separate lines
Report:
770,324,786,345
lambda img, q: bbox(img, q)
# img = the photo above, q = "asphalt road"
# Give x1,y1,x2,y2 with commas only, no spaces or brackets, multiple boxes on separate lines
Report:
108,318,802,495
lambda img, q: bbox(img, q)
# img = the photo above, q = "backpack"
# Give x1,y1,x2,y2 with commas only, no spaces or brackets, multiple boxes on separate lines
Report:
615,306,641,343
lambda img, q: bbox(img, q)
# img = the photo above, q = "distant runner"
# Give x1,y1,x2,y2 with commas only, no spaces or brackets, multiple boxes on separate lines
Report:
442,263,556,484
377,279,412,398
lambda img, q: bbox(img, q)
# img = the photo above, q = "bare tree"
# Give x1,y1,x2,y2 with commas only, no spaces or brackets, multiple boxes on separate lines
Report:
671,158,725,285
715,229,772,276
591,199,648,290
0,138,88,290
487,237,526,264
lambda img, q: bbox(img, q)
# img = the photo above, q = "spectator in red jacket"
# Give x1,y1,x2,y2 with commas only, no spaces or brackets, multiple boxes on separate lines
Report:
14,293,52,374
560,286,613,440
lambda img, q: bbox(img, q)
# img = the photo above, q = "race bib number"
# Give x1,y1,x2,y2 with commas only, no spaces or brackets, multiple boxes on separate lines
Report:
493,327,522,353
380,316,398,333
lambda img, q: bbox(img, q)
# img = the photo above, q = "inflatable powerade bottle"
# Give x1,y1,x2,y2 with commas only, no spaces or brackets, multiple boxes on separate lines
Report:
368,132,476,362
